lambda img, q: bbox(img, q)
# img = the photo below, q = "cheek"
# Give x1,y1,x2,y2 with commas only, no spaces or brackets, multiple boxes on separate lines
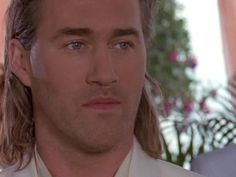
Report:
30,45,48,79
29,42,66,81
119,52,146,83
117,56,146,106
30,44,84,88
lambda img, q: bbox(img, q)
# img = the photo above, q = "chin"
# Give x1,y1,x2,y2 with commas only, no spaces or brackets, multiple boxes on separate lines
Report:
73,130,130,154
75,138,118,154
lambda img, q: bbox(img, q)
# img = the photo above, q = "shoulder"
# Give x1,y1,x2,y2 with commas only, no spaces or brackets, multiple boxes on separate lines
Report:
0,165,17,177
0,157,35,177
156,159,204,177
192,144,236,166
191,144,236,177
0,165,34,177
0,164,26,177
132,139,205,177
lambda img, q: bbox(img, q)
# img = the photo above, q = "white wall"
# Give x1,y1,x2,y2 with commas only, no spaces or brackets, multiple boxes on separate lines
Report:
176,0,227,86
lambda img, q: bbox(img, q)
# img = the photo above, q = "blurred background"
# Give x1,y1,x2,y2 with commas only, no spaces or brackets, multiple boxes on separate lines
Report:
149,0,236,169
0,0,236,169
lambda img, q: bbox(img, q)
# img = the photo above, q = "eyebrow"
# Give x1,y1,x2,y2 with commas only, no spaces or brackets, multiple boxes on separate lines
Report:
50,27,93,42
50,27,140,42
111,28,140,39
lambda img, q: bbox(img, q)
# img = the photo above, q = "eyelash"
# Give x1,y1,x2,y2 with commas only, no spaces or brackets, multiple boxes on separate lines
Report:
65,41,86,50
63,40,135,51
114,41,135,50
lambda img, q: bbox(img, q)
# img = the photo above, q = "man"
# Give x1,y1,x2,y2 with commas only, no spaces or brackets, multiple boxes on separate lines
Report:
0,0,204,177
192,143,236,177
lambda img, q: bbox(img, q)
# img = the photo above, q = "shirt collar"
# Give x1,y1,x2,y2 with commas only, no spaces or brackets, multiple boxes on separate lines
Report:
34,139,135,177
114,143,133,177
34,147,52,177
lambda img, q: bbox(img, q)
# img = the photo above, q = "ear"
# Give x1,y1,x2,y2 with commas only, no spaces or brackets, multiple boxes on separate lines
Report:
9,39,31,87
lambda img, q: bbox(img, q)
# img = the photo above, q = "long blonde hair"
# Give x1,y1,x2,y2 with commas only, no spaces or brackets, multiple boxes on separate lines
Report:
0,0,162,168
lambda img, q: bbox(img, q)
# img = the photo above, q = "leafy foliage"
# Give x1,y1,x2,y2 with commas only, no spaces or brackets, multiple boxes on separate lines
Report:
161,80,236,167
148,0,198,117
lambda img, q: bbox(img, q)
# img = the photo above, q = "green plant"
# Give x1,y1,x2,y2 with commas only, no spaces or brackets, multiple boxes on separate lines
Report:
161,78,236,167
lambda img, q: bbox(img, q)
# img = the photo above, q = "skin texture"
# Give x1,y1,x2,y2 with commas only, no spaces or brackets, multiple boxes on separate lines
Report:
10,0,147,176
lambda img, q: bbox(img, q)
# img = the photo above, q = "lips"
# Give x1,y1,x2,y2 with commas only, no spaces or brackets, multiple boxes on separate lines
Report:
82,97,121,110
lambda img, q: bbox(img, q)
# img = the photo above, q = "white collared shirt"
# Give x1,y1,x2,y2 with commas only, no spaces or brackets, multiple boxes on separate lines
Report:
33,141,133,177
0,138,205,177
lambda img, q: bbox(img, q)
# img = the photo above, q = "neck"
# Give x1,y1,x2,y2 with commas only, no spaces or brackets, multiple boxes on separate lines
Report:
36,129,133,177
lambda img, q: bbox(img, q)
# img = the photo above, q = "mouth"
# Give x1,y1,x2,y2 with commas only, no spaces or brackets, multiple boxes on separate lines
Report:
82,96,121,111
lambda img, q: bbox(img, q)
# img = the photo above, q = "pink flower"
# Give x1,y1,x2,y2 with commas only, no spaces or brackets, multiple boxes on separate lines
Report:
200,98,210,113
186,57,197,69
210,90,217,98
183,99,194,114
168,51,179,62
164,101,173,117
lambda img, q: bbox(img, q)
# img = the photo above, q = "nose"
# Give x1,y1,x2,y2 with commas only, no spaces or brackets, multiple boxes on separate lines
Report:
86,48,118,87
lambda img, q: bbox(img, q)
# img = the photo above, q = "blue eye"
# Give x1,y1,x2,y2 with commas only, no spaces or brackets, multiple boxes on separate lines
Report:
115,42,134,50
66,41,85,50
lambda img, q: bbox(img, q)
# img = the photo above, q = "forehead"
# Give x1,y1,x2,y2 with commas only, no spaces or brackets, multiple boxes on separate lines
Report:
38,0,142,35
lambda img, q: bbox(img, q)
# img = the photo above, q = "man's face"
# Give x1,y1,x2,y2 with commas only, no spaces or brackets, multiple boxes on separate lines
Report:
29,0,146,152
